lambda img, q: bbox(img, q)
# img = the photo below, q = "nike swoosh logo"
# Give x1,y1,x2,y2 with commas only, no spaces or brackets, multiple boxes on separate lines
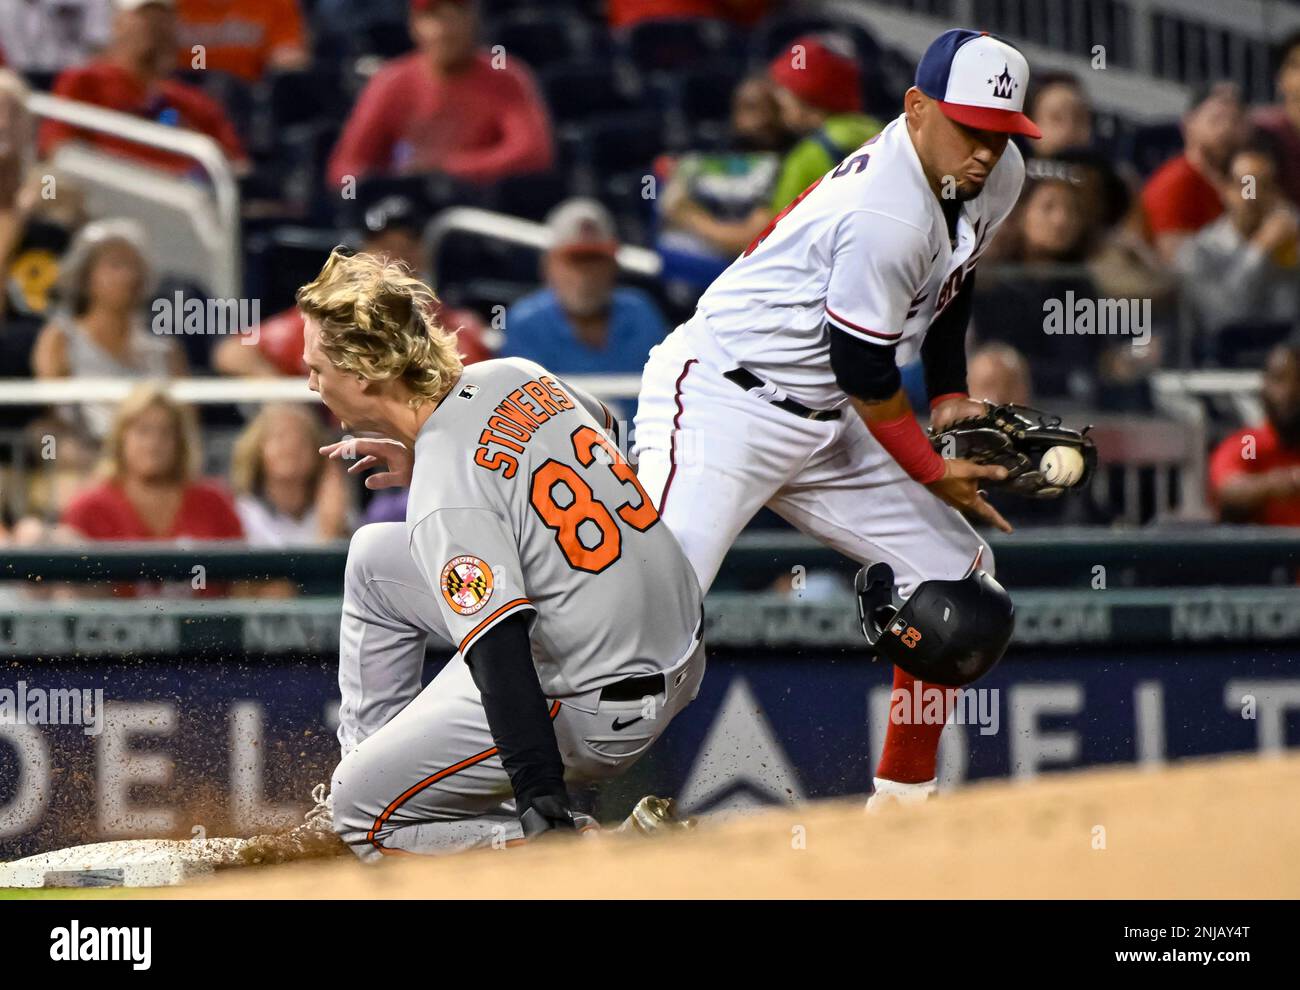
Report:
611,716,644,731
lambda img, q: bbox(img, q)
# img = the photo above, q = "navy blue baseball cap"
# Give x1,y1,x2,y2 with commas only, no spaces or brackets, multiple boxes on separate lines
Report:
915,29,1041,138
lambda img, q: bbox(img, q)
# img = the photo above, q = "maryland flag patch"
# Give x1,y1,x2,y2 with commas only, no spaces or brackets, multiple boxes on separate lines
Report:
440,555,494,616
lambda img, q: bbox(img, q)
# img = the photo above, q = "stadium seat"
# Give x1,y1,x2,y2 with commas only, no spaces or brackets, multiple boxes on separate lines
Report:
748,13,881,64
539,60,645,124
1121,121,1185,178
355,19,417,60
490,171,572,222
1205,319,1296,370
564,111,665,180
479,0,585,17
243,226,343,316
260,67,346,136
486,10,600,72
175,69,257,147
621,18,743,77
654,61,743,131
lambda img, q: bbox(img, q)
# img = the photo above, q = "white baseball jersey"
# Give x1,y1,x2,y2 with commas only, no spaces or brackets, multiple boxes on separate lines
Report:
686,112,1024,410
405,358,702,699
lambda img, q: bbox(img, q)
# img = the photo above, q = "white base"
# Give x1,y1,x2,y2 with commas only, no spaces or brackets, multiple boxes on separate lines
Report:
0,838,249,889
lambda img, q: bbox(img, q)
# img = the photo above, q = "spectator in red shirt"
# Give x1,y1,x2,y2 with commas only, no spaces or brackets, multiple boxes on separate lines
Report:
61,381,244,541
1141,82,1247,264
325,0,553,190
213,195,491,377
39,0,249,176
1251,31,1300,210
1209,340,1300,526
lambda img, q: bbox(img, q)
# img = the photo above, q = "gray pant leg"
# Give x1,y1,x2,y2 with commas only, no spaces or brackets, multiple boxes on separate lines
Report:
332,639,707,862
332,652,524,860
337,522,453,757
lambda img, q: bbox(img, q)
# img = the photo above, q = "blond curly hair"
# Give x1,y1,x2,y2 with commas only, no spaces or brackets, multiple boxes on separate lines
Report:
296,249,464,408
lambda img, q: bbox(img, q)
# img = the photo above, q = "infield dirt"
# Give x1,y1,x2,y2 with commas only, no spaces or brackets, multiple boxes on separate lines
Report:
167,752,1300,899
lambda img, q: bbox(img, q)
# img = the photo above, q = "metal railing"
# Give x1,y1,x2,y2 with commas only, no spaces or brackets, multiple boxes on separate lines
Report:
828,0,1300,116
24,91,242,297
423,206,663,295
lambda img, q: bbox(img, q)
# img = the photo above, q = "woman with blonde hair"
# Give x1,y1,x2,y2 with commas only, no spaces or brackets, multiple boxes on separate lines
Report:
61,382,242,542
230,403,354,546
32,218,186,436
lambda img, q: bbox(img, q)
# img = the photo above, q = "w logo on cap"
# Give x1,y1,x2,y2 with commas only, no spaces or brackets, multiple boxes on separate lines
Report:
915,29,1042,137
988,63,1017,100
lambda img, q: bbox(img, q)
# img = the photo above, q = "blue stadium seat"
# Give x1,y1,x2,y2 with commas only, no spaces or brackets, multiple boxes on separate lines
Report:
539,60,645,124
562,111,665,187
486,10,600,73
621,18,743,77
1206,319,1296,369
1121,121,1185,178
261,67,346,134
490,171,572,222
656,61,744,130
748,13,881,64
243,226,343,316
175,69,256,145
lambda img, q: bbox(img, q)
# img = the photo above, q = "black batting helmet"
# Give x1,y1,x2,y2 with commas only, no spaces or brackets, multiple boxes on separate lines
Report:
855,561,1015,686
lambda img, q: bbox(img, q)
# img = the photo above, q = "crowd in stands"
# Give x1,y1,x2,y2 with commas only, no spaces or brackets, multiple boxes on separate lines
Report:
1,0,1300,569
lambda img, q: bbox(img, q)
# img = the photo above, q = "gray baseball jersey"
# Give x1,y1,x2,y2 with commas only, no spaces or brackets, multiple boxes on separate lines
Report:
406,357,703,699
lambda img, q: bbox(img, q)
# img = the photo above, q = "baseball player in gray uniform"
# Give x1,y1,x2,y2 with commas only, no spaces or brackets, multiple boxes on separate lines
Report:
291,250,705,859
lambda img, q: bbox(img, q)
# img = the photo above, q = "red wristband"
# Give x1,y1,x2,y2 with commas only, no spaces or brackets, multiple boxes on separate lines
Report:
867,412,946,484
929,391,969,410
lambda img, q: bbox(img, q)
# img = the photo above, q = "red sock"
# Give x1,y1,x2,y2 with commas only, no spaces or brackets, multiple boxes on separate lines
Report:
875,666,951,783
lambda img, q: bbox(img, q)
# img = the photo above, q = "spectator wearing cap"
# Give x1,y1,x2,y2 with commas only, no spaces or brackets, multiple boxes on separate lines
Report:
0,0,113,76
214,195,490,377
172,0,309,84
1209,339,1300,525
1251,31,1300,211
1141,82,1247,264
1176,134,1300,343
39,0,249,175
501,199,667,375
326,0,554,189
767,34,882,212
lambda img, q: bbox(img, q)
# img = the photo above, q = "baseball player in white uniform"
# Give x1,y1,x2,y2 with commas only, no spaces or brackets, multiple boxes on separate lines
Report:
288,250,705,859
633,30,1040,805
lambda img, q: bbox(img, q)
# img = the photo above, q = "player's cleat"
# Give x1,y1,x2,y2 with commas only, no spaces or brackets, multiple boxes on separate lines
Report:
864,776,937,813
616,795,697,835
237,783,348,866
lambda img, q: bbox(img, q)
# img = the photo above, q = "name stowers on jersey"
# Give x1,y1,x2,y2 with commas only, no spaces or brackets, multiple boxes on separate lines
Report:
684,112,1025,410
405,357,702,700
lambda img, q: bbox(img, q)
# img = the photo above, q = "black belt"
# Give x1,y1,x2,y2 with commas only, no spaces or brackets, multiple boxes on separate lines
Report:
723,368,841,421
601,608,703,701
600,671,665,702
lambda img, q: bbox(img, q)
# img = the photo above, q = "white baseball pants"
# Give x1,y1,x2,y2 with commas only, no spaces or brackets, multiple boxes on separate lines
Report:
632,327,992,595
